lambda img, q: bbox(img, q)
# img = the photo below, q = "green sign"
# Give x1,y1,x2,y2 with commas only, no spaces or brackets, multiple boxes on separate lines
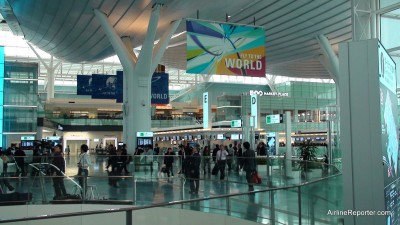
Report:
136,132,153,137
231,120,242,128
21,136,35,141
266,114,282,124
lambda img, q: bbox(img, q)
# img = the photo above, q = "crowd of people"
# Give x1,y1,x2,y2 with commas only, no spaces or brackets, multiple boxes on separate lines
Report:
0,141,263,200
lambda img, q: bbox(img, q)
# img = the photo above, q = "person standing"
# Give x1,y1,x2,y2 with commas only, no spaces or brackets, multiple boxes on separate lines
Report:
188,146,201,194
120,144,130,174
65,145,70,156
153,143,160,155
164,147,174,178
0,151,14,193
216,144,229,180
241,142,257,191
51,144,67,199
177,145,184,174
14,147,26,176
202,146,211,174
259,142,267,156
106,145,117,170
236,142,243,172
77,144,91,195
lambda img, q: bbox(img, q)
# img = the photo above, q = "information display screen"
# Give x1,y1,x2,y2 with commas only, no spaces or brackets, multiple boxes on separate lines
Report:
231,134,240,140
217,134,224,140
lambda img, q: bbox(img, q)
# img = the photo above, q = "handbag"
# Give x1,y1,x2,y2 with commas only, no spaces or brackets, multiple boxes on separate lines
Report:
161,164,167,173
251,171,262,184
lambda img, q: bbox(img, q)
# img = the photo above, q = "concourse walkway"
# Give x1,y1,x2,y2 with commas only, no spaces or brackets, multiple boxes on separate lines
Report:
3,154,343,225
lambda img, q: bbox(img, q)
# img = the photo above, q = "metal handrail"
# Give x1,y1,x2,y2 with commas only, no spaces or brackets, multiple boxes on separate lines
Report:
0,171,342,224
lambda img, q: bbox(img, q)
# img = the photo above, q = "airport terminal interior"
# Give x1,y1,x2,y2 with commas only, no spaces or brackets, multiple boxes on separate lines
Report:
0,0,399,225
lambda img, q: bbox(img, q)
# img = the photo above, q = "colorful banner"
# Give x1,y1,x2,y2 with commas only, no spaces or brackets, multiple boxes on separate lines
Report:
151,72,169,104
186,19,265,77
76,75,92,95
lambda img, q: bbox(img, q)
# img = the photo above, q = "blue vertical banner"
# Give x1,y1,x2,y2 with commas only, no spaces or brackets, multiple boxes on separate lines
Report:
76,75,92,95
116,71,123,103
91,74,117,99
151,72,169,104
0,46,4,148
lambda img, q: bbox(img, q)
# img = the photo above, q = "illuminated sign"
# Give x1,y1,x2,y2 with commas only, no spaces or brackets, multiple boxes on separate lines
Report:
249,90,289,97
47,136,60,141
0,46,3,148
136,132,154,137
379,41,398,225
231,119,242,128
21,136,35,141
266,114,283,124
203,92,211,129
231,134,240,140
250,95,258,128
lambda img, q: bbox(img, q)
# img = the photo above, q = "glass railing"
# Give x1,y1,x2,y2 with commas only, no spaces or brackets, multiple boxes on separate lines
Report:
0,155,343,224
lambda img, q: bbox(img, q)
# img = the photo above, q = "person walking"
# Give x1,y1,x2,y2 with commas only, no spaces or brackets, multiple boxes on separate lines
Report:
164,147,175,178
51,144,67,199
0,151,14,193
216,144,229,180
14,147,26,176
241,142,257,191
202,146,211,174
188,146,201,194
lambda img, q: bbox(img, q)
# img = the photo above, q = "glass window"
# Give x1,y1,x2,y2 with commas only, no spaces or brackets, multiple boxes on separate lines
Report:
380,0,400,8
380,8,400,50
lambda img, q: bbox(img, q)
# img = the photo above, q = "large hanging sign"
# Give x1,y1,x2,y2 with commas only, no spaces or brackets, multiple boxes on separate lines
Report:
76,75,92,95
186,19,265,77
151,72,169,105
92,74,117,99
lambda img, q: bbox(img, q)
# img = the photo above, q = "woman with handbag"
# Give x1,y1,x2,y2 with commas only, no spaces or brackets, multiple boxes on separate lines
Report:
241,142,257,191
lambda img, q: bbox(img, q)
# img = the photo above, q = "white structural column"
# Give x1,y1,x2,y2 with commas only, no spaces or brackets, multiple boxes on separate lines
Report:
351,0,378,41
129,4,161,150
316,34,339,84
94,5,180,151
284,111,292,178
121,36,137,143
28,43,61,100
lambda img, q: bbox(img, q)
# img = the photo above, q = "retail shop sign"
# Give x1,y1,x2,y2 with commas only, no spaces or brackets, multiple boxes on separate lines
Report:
249,90,289,97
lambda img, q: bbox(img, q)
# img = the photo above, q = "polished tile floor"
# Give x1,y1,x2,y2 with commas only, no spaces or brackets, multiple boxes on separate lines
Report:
3,154,343,225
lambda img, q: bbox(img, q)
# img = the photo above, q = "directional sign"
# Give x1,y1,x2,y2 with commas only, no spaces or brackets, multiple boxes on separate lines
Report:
266,114,283,124
136,132,154,137
231,119,242,128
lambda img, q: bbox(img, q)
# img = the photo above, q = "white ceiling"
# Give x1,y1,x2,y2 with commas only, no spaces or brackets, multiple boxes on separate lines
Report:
0,0,352,79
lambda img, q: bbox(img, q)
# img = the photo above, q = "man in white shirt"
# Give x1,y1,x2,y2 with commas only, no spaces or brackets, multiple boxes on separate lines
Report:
216,144,229,180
